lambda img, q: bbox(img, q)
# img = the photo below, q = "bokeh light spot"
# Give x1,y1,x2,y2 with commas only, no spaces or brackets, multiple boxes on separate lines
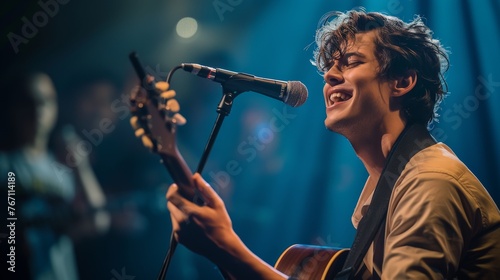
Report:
176,17,198,38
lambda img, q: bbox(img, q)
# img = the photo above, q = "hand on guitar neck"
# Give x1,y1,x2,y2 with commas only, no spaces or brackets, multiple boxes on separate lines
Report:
167,173,296,280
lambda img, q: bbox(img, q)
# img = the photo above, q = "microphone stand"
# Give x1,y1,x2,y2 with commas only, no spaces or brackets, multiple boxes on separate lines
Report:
196,88,240,173
158,87,241,280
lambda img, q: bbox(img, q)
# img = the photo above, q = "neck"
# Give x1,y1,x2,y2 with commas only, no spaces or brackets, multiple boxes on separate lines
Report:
349,120,406,181
24,134,49,157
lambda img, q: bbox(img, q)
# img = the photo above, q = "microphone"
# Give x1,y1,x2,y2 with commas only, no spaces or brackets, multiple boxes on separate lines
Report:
181,63,308,107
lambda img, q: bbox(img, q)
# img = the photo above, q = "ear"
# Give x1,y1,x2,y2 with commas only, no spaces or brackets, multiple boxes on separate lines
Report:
391,69,417,97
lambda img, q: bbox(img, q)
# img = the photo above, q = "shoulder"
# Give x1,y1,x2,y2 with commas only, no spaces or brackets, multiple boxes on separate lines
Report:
390,143,500,229
403,143,467,178
0,151,20,175
396,143,479,193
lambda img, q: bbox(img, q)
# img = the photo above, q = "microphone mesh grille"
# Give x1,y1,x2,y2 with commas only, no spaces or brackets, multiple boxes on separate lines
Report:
286,81,308,107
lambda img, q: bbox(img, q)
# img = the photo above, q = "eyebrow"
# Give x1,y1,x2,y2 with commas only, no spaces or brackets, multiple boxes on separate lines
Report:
329,51,366,65
325,51,367,70
343,52,367,59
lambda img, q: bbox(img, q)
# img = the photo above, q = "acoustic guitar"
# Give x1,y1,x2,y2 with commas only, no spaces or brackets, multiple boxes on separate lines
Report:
128,53,349,279
274,244,349,279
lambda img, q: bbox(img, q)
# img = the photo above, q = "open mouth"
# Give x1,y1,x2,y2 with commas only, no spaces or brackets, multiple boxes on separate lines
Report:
328,92,352,106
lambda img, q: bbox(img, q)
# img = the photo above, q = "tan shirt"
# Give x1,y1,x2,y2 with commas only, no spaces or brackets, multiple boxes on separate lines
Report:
352,143,500,279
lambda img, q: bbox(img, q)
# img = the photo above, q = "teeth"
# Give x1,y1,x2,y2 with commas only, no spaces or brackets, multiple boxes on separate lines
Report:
329,92,351,104
329,94,337,102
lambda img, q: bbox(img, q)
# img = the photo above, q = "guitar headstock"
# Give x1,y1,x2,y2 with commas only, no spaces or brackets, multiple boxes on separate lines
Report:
129,79,186,158
128,52,198,201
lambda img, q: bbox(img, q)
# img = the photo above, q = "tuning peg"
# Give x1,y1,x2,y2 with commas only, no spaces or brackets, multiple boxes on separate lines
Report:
156,81,170,92
130,116,140,130
160,90,176,99
172,113,187,126
141,135,154,150
134,128,145,138
165,99,180,113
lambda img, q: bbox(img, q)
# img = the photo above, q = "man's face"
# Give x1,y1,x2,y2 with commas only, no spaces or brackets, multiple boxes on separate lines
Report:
323,30,394,136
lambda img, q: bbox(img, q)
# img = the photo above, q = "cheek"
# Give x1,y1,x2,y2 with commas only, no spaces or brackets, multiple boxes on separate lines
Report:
323,83,330,95
350,79,388,111
346,70,374,88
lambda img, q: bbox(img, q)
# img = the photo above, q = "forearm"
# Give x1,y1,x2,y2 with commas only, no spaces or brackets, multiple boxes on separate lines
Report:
212,231,288,280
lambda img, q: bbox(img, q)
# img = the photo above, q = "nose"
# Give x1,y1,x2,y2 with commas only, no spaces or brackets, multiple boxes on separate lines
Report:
323,65,344,86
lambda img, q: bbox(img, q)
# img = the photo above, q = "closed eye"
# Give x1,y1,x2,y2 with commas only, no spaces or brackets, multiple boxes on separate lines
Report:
342,61,363,69
342,51,367,69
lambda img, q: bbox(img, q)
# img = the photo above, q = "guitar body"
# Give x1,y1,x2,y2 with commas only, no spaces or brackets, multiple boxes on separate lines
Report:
274,244,349,280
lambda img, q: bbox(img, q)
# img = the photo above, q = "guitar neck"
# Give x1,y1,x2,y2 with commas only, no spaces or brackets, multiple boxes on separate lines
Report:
160,150,201,204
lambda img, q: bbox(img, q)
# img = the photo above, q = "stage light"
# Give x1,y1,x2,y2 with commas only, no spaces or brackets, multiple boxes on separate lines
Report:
176,17,198,39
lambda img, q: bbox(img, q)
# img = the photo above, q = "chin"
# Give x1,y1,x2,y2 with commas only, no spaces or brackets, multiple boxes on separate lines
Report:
324,119,341,133
324,117,352,138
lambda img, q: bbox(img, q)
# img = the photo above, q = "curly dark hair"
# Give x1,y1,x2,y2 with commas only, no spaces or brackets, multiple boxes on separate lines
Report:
313,9,449,125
